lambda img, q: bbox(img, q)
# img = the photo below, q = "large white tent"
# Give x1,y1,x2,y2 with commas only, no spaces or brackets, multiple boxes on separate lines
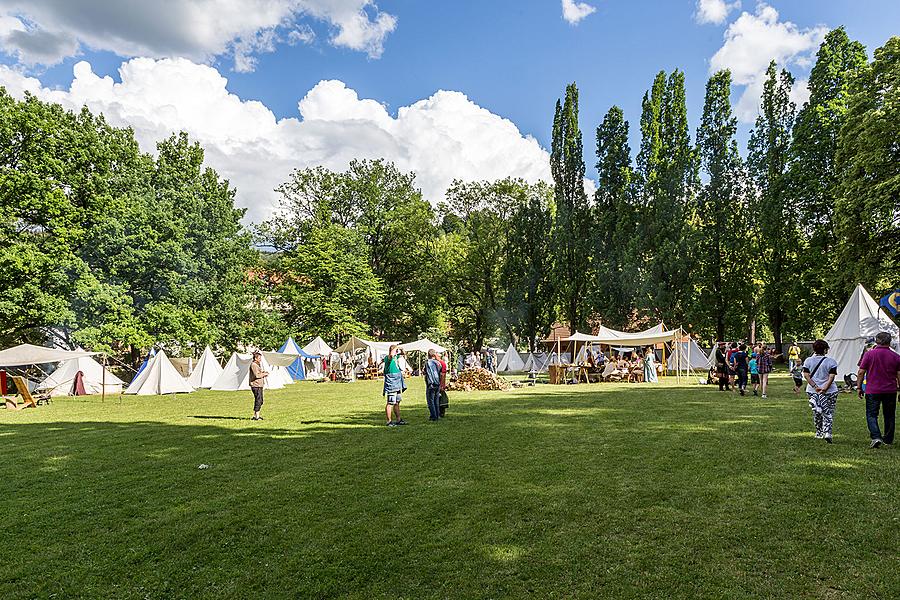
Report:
667,338,712,372
497,343,525,372
37,355,124,396
125,350,193,395
825,284,900,378
303,336,333,356
523,352,549,373
399,338,447,354
186,346,224,389
0,344,98,367
211,353,285,391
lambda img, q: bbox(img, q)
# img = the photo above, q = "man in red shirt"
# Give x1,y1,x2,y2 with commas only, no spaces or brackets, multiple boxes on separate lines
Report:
857,332,900,448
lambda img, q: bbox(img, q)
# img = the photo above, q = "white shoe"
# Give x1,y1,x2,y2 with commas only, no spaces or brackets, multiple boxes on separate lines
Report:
761,394,767,399
870,438,883,449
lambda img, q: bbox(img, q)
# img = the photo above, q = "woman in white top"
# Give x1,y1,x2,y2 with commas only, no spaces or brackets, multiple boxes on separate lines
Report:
802,339,840,443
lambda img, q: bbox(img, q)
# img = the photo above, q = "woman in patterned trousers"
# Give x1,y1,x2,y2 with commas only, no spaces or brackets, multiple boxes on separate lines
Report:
802,339,840,443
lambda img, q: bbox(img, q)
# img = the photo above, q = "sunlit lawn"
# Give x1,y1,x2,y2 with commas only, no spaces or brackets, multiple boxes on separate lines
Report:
1,374,897,599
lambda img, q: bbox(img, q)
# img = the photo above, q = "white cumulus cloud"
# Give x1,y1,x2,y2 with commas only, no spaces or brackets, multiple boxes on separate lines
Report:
709,2,828,121
0,57,554,223
561,0,596,25
695,0,740,25
0,0,396,69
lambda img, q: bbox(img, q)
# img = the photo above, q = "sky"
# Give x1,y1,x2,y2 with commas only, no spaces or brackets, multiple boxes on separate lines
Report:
0,0,897,223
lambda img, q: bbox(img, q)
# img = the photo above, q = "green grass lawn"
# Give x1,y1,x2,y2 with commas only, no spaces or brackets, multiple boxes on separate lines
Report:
1,375,897,599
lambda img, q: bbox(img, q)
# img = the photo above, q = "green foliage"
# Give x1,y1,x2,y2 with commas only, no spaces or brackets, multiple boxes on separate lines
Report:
550,83,592,332
694,70,755,341
835,36,900,293
748,62,798,350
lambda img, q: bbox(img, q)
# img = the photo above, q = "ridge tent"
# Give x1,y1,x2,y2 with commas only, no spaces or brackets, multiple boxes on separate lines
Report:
497,344,525,372
278,337,308,380
667,338,712,372
186,346,224,389
211,353,285,391
125,350,193,395
825,284,900,378
523,352,549,373
37,355,124,397
303,336,333,356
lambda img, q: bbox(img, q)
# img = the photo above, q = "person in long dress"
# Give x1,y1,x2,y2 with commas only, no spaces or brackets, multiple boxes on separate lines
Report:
643,347,659,383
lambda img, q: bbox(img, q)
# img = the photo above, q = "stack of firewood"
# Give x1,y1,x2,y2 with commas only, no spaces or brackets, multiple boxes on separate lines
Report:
448,368,511,391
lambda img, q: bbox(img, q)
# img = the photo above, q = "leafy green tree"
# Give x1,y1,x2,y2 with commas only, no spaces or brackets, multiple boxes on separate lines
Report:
835,36,900,292
790,27,868,325
748,61,797,351
550,83,592,333
694,70,754,341
501,180,556,350
592,106,637,327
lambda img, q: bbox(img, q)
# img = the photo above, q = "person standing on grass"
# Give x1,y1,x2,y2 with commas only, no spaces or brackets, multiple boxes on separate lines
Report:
788,341,802,372
383,345,407,427
727,342,738,391
424,349,443,421
757,345,773,399
437,351,449,417
856,331,900,449
749,352,760,396
733,344,749,396
249,351,268,421
715,342,730,392
803,339,839,443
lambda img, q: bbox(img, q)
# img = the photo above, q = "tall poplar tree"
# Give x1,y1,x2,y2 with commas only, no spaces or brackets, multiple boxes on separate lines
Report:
835,36,900,291
694,70,754,341
593,105,637,327
790,27,868,324
550,83,592,333
748,61,797,351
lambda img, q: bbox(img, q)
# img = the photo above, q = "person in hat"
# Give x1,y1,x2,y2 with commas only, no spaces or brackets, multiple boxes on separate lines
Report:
249,351,269,421
714,342,729,391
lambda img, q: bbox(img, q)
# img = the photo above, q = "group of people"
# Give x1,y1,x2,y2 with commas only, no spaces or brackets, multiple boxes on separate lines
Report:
383,345,448,426
714,342,774,397
587,348,659,383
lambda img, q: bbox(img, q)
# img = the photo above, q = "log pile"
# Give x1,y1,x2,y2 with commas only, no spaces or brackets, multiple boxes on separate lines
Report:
448,368,511,391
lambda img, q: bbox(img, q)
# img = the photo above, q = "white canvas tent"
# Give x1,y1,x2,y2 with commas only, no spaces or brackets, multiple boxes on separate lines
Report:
667,338,712,372
523,352,549,373
0,344,98,367
125,350,193,395
303,336,333,356
399,338,447,354
211,353,284,391
187,345,224,389
497,343,525,372
37,355,124,396
826,284,900,378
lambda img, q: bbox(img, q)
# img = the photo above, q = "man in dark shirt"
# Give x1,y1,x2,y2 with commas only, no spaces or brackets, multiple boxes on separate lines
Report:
424,349,443,421
249,351,268,421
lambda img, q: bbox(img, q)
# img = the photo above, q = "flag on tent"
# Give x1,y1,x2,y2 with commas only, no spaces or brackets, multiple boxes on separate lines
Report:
879,290,900,317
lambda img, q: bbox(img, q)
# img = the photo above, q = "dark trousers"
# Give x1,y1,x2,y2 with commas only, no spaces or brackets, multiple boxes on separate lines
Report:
252,386,264,412
426,385,441,420
717,367,730,391
736,368,748,390
865,392,896,444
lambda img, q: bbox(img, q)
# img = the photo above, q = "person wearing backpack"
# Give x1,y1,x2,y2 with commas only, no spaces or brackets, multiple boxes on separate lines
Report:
802,339,839,443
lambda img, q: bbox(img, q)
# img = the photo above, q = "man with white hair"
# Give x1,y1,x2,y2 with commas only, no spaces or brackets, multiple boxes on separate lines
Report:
857,331,900,448
424,348,443,421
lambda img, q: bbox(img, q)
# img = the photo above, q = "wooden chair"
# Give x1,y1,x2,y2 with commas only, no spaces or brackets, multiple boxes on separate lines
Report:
11,376,50,407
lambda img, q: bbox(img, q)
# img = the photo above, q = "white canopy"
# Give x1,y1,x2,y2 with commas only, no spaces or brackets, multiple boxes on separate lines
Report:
399,338,447,354
0,344,98,367
186,346,223,389
334,336,398,354
261,350,300,368
497,344,525,372
590,329,681,346
37,355,124,397
826,284,900,378
302,336,333,356
563,331,598,342
211,353,284,391
125,350,193,395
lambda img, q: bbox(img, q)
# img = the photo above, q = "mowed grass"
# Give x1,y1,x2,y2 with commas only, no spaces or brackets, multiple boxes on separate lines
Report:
1,375,898,599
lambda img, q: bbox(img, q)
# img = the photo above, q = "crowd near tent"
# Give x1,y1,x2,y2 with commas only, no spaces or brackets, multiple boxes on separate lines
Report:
37,355,124,396
212,353,283,391
825,284,900,378
125,350,193,395
497,343,525,372
187,346,224,389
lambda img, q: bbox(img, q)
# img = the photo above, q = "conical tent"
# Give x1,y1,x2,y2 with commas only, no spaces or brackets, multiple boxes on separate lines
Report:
210,353,285,391
303,336,334,356
38,355,124,397
523,352,549,373
187,345,224,389
125,350,193,395
497,344,525,372
826,284,900,378
130,348,156,385
278,337,307,380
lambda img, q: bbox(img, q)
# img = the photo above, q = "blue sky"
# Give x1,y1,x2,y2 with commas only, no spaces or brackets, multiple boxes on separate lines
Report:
0,1,896,220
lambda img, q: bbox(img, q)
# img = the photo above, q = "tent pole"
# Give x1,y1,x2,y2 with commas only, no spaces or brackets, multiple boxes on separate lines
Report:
101,352,106,403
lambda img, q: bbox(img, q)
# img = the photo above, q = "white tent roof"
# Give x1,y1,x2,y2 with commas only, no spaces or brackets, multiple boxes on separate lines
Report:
261,350,299,368
210,353,284,391
125,350,193,395
826,284,900,377
639,323,666,335
497,344,525,372
334,336,398,354
399,338,447,354
186,346,223,389
563,331,597,342
302,336,333,356
280,337,303,355
0,344,98,367
37,355,124,397
667,339,712,371
523,352,550,373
